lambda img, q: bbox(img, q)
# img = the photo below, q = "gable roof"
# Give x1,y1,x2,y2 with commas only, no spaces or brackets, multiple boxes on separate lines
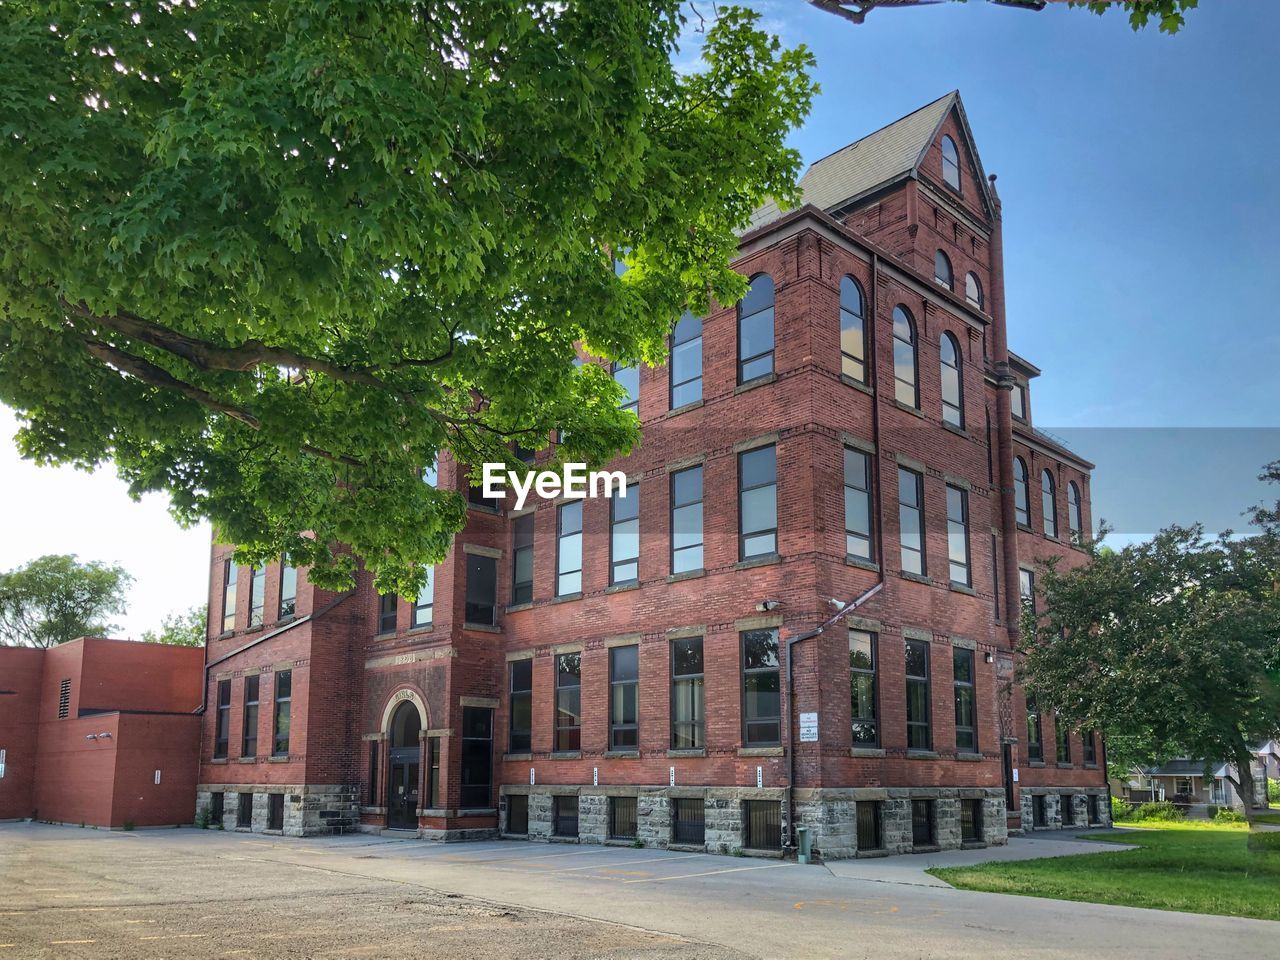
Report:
747,91,994,233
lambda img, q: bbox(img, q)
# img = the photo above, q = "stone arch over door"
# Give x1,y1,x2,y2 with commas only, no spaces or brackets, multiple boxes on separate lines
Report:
379,686,430,734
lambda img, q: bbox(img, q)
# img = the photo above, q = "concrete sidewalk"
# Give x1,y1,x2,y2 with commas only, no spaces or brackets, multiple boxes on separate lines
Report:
824,830,1137,887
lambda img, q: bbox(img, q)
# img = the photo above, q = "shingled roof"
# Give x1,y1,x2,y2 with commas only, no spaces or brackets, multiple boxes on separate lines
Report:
747,91,993,233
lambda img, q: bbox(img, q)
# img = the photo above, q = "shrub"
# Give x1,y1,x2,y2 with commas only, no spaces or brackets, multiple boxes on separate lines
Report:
1214,808,1246,823
122,820,136,831
195,807,211,829
1268,778,1279,804
1110,797,1134,821
1132,801,1183,822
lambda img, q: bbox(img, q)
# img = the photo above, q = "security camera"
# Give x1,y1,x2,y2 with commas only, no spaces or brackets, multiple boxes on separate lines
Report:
755,599,782,612
828,597,846,608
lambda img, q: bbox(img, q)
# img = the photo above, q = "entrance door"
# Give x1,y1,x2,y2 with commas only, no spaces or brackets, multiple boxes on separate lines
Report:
385,700,423,829
388,748,420,828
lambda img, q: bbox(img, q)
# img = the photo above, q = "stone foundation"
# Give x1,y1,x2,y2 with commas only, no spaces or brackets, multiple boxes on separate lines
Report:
500,784,1007,860
1018,786,1111,831
196,783,358,837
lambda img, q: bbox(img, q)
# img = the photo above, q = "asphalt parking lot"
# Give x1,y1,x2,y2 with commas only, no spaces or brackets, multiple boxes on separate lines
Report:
1,822,1275,959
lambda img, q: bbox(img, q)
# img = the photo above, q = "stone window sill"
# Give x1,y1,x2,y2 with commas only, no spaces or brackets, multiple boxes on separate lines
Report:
894,400,926,419
949,582,977,596
605,581,639,594
504,753,533,762
846,556,879,573
268,755,290,763
505,602,534,614
360,806,386,815
467,503,504,516
236,757,257,764
664,399,704,419
1028,760,1046,768
666,569,705,583
1056,763,1075,769
738,746,783,757
209,758,228,765
955,753,985,762
850,748,885,759
907,750,940,760
942,421,969,439
604,751,639,759
900,571,933,586
735,554,780,571
551,592,583,605
463,622,502,634
840,375,873,396
735,372,777,395
419,808,451,817
549,751,582,760
406,624,434,636
667,749,706,758
457,808,497,816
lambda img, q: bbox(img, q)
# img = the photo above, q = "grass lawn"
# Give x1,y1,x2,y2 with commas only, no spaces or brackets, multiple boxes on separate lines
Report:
929,822,1280,921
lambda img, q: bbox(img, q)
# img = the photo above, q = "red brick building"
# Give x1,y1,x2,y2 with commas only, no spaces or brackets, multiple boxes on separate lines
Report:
0,637,203,828
195,92,1109,855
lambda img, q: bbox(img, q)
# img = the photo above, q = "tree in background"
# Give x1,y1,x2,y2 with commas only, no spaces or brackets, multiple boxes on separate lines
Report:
0,555,132,648
0,1,815,598
1020,524,1280,820
141,606,207,648
807,0,1197,34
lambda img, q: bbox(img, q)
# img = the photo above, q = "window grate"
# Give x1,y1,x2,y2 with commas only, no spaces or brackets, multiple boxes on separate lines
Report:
960,799,983,842
672,798,705,845
553,796,579,838
237,792,253,829
267,793,284,831
506,794,529,835
1061,795,1075,826
911,799,934,848
57,678,71,719
856,801,881,851
609,797,638,840
743,800,781,851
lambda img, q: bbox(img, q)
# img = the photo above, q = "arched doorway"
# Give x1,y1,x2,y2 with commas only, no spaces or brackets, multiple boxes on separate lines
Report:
386,700,422,829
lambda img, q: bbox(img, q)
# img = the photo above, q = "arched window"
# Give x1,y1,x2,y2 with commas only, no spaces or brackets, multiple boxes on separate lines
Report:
940,332,963,428
941,135,961,191
1067,481,1082,540
839,275,867,384
1013,457,1029,527
892,305,918,409
670,310,703,409
965,272,983,309
934,250,953,290
738,274,775,384
1041,470,1058,539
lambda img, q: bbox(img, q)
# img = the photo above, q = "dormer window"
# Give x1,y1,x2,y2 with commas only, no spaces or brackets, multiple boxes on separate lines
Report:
934,250,953,290
941,135,961,192
1011,382,1027,421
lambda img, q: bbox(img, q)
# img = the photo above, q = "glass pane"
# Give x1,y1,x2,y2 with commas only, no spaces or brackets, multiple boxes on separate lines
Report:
905,642,928,680
742,630,779,669
511,659,532,691
739,310,774,365
673,311,702,345
740,485,776,536
673,638,703,676
740,354,772,382
558,531,582,577
672,466,702,507
672,502,703,550
611,645,639,682
740,446,776,488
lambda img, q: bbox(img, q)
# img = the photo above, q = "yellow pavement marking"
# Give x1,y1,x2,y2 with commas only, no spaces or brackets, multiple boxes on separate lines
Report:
622,862,789,884
50,940,96,945
140,934,208,941
0,944,15,949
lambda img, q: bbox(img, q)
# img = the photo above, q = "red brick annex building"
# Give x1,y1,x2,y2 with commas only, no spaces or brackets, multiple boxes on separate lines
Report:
196,93,1110,856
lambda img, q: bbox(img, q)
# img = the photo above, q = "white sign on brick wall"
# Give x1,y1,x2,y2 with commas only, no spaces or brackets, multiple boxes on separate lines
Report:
799,712,818,742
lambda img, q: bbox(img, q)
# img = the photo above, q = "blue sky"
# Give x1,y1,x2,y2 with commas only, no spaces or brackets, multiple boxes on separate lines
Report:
1,0,1276,634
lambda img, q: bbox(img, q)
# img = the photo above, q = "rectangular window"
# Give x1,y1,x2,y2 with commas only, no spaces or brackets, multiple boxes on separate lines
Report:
905,639,931,751
609,645,639,751
557,501,583,596
610,483,639,585
426,736,441,809
222,560,238,632
844,447,873,561
460,707,493,809
0,748,6,779
412,567,434,628
554,652,582,752
377,593,397,634
1026,696,1043,762
248,565,266,627
990,534,1001,621
856,801,882,851
1019,568,1035,614
367,741,378,806
898,467,925,576
738,445,777,560
237,792,253,829
849,629,878,746
672,798,705,845
468,479,503,511
508,659,533,754
1011,383,1027,420
911,799,934,848
953,648,976,753
506,793,529,835
1061,794,1076,826
609,796,638,840
671,636,705,749
1082,730,1098,765
612,362,639,414
464,553,497,626
1055,716,1071,764
960,799,983,842
670,313,703,409
553,795,579,838
57,678,71,720
670,465,704,574
267,793,284,832
946,484,971,586
272,670,291,757
742,628,781,746
278,565,298,619
744,800,782,850
511,513,534,605
210,791,224,824
214,679,230,758
242,674,259,758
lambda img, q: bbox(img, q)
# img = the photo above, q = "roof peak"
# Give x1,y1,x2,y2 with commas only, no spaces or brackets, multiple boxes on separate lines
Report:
805,90,961,170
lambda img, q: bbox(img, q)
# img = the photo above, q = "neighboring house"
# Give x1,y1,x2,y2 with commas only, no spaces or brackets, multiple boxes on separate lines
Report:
1255,740,1280,786
0,637,203,828
1116,757,1267,813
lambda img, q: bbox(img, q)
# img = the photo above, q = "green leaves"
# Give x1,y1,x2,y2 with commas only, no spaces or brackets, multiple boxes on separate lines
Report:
0,2,815,592
0,555,132,648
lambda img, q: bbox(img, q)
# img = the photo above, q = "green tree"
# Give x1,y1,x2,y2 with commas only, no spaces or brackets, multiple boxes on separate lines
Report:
1020,525,1280,819
141,606,207,648
0,555,132,648
0,1,816,597
807,0,1198,34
